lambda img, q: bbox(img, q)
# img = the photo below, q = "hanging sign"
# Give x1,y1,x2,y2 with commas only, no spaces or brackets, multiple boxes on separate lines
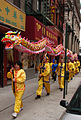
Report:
0,0,26,31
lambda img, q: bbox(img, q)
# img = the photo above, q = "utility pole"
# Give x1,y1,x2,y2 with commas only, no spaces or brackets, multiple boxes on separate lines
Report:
71,6,74,51
63,23,68,99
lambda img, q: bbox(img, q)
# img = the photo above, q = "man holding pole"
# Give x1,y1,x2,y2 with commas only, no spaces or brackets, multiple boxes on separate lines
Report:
35,56,50,99
7,61,26,118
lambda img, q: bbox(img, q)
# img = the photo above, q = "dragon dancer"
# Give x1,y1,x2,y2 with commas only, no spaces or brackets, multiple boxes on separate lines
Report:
57,58,65,91
35,56,50,99
7,61,26,118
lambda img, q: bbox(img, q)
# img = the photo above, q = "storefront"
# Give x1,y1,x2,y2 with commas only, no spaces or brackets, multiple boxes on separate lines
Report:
0,0,26,87
22,16,61,68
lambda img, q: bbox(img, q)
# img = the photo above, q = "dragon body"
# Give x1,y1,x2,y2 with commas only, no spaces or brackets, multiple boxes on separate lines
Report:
1,31,77,59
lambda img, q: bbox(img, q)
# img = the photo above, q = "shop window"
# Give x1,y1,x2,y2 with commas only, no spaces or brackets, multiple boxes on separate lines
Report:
21,53,35,69
0,34,4,87
37,0,41,12
13,0,20,8
58,36,60,44
27,0,32,6
56,9,57,25
25,0,33,14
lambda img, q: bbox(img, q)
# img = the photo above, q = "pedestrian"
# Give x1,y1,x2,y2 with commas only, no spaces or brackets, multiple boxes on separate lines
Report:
73,59,77,75
70,58,75,80
7,61,26,118
76,59,80,73
49,60,53,79
52,59,58,82
67,58,74,82
57,58,65,91
35,56,50,99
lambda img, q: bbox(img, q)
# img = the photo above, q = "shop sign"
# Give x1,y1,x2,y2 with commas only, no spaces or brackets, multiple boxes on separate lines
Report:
26,16,58,46
50,6,55,22
35,19,58,46
35,19,43,40
0,0,26,31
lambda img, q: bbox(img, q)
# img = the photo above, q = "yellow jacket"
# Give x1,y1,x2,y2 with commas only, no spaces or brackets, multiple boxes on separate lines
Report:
41,62,50,82
77,60,80,67
57,63,65,77
7,69,26,92
67,62,74,72
74,61,77,68
49,62,53,72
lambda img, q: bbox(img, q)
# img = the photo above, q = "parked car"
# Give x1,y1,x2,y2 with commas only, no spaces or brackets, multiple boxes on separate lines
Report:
60,85,81,120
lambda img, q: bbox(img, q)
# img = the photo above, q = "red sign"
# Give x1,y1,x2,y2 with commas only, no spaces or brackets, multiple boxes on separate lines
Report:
24,16,58,46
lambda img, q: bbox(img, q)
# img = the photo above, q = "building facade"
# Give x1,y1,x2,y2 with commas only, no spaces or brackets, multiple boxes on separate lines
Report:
24,0,64,63
1,0,80,87
0,0,26,87
0,0,65,87
63,0,80,55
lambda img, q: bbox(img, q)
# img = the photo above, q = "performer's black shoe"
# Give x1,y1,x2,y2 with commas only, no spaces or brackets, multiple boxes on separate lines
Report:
61,88,63,91
35,95,41,99
59,88,63,91
46,93,50,96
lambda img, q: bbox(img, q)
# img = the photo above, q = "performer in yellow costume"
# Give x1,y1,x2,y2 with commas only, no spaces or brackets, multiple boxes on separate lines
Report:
35,56,50,99
73,60,77,75
7,61,26,118
67,59,74,82
49,60,53,78
76,59,80,73
57,58,65,91
70,59,75,80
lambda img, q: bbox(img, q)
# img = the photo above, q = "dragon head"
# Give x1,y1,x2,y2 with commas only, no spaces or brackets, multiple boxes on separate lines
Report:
1,31,22,49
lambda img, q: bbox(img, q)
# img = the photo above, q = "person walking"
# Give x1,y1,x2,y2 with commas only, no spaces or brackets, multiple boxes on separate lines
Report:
57,58,65,91
35,56,50,99
52,59,58,82
67,59,74,82
76,59,80,73
7,61,26,118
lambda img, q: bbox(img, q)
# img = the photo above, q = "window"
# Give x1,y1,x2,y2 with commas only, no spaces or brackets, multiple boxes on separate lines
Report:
13,0,20,8
37,0,39,11
58,36,60,44
37,0,41,12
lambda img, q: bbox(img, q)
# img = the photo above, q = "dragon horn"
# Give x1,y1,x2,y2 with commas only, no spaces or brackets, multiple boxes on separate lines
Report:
17,32,21,37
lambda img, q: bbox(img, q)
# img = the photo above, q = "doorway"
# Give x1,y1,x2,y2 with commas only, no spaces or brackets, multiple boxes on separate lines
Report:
0,34,4,87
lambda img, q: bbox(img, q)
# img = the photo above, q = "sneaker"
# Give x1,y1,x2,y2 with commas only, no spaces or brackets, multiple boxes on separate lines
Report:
20,107,23,111
35,95,41,99
12,112,18,118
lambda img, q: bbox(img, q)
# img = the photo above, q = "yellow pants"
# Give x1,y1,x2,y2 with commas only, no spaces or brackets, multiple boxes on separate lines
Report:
68,72,72,82
76,68,79,74
36,78,50,96
14,91,24,113
71,71,74,79
58,76,64,89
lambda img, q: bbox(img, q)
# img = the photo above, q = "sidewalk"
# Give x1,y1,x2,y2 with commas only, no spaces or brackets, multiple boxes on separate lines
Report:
0,72,81,120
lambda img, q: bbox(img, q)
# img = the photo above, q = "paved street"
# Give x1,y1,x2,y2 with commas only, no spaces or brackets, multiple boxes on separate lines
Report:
0,72,81,120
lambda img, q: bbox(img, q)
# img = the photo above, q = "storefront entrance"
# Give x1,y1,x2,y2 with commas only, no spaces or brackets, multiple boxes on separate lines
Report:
0,34,4,87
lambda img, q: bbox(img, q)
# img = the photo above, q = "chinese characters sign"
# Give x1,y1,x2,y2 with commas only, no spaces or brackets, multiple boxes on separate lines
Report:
0,0,26,31
35,19,58,46
26,16,58,47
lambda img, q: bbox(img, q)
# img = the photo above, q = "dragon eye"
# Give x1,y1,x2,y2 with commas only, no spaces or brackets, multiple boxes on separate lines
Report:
12,35,14,38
